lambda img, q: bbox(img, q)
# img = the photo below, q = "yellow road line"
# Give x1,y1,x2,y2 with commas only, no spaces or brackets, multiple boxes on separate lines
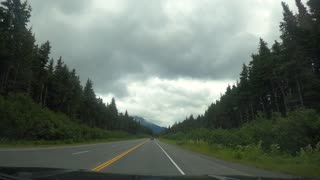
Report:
91,140,148,172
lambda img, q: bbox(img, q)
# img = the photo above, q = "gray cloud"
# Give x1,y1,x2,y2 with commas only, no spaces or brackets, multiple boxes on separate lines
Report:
30,0,87,15
28,0,300,125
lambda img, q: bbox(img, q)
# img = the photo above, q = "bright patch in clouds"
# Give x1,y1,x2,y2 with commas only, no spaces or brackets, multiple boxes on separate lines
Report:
99,77,233,126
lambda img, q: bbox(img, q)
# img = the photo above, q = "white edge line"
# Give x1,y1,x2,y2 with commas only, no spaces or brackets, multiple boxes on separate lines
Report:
72,150,89,155
155,140,185,175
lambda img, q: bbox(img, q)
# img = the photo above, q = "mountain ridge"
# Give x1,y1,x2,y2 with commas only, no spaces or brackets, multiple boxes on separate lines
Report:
132,116,165,134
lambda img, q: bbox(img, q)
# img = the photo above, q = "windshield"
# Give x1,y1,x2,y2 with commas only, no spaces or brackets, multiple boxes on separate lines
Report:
0,0,319,179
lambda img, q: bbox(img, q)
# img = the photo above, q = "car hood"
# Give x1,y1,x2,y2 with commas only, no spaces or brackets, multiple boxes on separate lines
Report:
0,167,316,180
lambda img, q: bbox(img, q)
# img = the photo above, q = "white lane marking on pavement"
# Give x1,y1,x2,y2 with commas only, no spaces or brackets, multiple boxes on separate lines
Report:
72,150,89,155
155,141,185,175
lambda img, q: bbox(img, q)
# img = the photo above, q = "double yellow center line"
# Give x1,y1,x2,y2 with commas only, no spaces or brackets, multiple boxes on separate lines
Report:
91,140,148,172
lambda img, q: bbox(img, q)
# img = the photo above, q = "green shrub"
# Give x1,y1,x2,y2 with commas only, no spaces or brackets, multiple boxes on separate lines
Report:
273,109,320,154
270,144,281,155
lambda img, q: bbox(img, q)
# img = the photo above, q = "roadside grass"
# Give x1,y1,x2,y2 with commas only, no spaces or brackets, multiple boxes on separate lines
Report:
160,138,320,177
0,134,147,148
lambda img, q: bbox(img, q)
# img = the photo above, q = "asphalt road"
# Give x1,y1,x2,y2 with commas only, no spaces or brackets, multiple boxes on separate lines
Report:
0,139,293,178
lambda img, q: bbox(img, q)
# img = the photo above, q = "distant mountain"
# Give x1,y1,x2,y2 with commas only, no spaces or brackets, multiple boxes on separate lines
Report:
133,116,165,134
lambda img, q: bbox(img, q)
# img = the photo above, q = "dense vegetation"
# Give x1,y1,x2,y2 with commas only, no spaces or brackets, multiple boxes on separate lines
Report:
164,109,320,153
0,0,151,141
164,0,320,173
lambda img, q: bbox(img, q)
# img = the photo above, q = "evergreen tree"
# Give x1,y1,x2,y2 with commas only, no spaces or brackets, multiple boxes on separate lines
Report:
0,0,34,94
31,41,51,105
108,97,118,129
80,79,96,126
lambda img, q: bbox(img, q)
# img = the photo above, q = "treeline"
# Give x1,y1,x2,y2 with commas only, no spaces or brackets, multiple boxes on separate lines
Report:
168,0,320,133
0,0,151,138
164,109,320,154
0,95,135,141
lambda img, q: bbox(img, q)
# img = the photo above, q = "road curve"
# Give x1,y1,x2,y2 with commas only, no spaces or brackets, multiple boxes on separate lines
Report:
0,138,294,178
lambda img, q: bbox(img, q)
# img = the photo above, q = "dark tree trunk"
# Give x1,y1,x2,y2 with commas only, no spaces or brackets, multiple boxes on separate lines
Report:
250,102,254,120
39,84,44,106
296,77,304,108
43,85,48,107
274,91,280,112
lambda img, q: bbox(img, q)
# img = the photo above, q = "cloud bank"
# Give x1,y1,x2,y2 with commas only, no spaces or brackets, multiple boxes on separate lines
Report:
28,0,299,126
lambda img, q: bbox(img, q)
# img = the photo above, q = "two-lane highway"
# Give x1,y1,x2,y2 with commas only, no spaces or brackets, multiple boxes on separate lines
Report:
0,139,293,178
0,139,145,170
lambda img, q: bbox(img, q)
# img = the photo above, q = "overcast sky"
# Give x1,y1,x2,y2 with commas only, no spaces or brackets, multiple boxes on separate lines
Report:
28,0,300,127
